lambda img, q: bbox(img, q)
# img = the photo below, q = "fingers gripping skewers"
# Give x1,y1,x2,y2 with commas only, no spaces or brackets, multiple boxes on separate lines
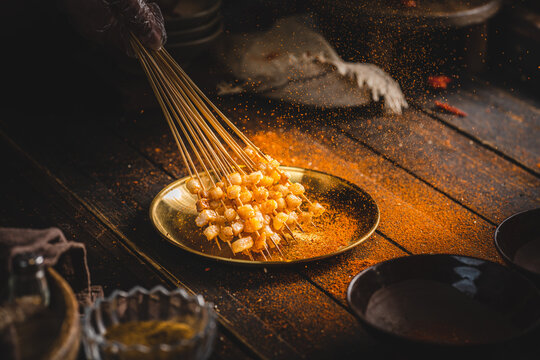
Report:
130,35,325,259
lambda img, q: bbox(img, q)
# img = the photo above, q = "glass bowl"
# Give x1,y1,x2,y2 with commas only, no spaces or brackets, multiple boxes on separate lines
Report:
83,286,217,360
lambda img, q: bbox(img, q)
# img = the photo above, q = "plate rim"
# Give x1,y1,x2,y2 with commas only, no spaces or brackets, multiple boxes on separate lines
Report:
149,166,380,266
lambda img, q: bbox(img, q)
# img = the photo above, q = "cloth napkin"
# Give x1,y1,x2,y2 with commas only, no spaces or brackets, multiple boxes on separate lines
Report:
0,227,91,302
217,16,408,114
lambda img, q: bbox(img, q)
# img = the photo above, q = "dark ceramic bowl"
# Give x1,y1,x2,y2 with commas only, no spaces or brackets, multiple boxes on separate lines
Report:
312,0,502,29
164,0,222,32
167,15,222,44
166,20,223,63
347,254,540,347
495,208,540,282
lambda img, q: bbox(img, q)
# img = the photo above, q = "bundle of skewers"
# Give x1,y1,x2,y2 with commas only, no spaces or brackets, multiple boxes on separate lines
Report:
130,36,325,260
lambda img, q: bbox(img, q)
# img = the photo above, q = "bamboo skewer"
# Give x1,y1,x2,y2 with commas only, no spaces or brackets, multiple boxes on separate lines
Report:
131,35,324,260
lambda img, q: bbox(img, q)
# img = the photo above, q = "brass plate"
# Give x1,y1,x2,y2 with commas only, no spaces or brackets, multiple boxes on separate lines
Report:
149,166,380,265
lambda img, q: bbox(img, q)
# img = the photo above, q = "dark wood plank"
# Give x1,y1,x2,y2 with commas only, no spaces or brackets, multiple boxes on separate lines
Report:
473,83,540,127
0,137,253,360
302,234,407,303
417,80,540,175
336,108,540,225
113,109,412,295
0,137,164,294
0,124,298,359
3,93,538,359
111,97,540,359
236,101,504,259
248,125,499,258
0,117,399,359
114,102,501,309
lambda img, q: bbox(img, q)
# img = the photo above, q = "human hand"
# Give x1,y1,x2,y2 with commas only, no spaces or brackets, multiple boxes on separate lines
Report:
61,0,167,56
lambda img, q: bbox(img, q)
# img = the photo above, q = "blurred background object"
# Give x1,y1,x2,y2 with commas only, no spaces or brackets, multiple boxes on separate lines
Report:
216,16,408,113
310,0,503,90
489,0,539,88
2,0,536,115
156,0,223,63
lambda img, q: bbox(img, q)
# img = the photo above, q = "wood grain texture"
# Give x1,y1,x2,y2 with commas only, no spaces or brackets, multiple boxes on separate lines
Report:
417,80,540,175
0,137,251,360
114,109,410,299
246,121,500,260
336,108,540,224
2,69,539,359
0,119,400,359
203,98,504,260
114,101,503,304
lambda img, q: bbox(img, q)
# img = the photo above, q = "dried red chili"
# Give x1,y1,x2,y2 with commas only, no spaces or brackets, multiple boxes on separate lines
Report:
435,100,468,117
401,0,417,7
428,75,452,89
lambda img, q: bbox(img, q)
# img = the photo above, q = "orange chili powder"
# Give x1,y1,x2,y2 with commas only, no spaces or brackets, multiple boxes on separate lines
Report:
281,201,360,261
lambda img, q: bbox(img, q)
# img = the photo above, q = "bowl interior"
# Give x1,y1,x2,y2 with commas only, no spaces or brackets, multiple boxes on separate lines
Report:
164,0,221,31
495,208,540,276
347,254,540,346
166,21,223,64
167,15,222,43
84,287,216,359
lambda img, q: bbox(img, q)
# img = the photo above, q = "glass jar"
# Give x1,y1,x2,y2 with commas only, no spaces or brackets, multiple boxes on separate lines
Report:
8,252,50,308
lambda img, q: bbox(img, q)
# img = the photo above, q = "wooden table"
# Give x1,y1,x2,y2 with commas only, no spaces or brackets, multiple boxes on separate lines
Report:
1,64,539,359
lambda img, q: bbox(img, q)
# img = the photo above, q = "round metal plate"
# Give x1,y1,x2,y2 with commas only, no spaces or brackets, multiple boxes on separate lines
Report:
149,166,380,265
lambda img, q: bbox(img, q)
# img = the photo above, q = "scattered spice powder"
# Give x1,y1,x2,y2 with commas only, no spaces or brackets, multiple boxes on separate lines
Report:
248,126,498,259
265,52,280,61
281,201,360,261
174,193,364,262
305,235,407,303
164,101,500,302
